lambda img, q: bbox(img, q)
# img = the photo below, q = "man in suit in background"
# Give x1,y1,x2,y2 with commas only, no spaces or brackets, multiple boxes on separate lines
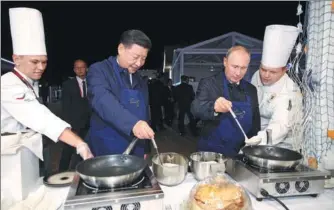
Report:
59,59,91,171
174,75,197,136
162,78,175,126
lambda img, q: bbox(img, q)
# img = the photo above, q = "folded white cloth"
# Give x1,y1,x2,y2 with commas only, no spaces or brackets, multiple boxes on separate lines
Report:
1,131,43,160
7,184,63,210
8,185,46,210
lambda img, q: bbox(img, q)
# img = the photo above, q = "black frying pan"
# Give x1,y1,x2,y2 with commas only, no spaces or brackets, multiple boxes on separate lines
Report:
242,145,303,169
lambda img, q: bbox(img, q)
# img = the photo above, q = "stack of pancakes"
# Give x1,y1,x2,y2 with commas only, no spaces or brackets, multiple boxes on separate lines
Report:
191,183,245,210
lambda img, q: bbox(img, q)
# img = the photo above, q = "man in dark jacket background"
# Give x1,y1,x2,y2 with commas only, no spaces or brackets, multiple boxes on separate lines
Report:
60,59,91,170
174,75,197,136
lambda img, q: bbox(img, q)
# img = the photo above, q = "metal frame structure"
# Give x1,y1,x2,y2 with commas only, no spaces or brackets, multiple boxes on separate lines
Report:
1,58,14,75
171,32,264,84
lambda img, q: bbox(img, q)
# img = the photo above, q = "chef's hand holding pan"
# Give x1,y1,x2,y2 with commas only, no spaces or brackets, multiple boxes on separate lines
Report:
245,135,262,146
132,120,155,140
214,97,232,113
76,142,94,160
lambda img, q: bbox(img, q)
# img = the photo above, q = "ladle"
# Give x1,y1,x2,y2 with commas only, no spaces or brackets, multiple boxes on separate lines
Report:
151,138,163,165
229,108,249,142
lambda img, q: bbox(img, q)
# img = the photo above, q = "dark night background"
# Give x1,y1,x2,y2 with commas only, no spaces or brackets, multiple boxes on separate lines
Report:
1,1,306,85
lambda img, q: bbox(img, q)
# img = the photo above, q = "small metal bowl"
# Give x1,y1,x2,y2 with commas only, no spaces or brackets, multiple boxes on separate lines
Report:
190,151,227,181
152,152,188,186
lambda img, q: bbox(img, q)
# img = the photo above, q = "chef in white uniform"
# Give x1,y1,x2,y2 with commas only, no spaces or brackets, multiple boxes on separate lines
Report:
1,7,93,206
248,24,303,150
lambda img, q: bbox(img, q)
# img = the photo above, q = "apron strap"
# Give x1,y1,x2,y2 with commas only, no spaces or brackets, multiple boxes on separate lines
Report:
109,57,126,89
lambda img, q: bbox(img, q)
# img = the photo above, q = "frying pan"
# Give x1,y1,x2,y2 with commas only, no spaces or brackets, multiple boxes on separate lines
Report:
76,138,147,188
242,145,303,170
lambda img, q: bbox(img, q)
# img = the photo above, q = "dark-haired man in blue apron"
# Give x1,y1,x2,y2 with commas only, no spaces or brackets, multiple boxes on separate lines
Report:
86,30,155,157
191,46,261,158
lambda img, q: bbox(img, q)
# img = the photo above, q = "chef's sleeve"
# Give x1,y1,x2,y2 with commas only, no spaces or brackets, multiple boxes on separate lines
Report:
191,78,220,121
1,85,71,142
258,96,292,145
87,65,139,136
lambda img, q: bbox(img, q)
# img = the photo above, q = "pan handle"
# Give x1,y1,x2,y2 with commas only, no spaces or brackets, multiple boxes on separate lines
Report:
123,137,139,155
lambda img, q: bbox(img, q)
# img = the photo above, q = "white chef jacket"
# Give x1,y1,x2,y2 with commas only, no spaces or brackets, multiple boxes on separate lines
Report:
1,70,70,141
251,70,303,150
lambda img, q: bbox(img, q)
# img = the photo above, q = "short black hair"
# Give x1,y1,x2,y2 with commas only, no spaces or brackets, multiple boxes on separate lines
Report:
120,29,152,50
181,75,188,82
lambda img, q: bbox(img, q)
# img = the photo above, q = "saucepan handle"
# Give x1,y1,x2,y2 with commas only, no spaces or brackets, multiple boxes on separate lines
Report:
123,137,139,155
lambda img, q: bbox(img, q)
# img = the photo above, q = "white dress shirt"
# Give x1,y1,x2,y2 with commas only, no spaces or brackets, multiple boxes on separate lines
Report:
76,76,87,97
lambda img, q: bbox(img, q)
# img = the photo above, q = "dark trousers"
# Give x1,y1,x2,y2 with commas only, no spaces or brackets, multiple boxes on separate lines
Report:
58,128,87,171
39,135,55,177
150,104,163,131
163,101,174,126
178,107,196,134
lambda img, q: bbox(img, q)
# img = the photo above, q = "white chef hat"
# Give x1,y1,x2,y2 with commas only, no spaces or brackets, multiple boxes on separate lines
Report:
9,7,47,55
261,25,299,68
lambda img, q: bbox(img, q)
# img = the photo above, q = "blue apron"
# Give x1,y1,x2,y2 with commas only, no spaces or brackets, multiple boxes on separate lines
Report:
89,58,148,157
197,74,253,157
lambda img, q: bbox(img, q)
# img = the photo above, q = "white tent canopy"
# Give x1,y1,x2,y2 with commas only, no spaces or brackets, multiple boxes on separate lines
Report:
171,32,263,85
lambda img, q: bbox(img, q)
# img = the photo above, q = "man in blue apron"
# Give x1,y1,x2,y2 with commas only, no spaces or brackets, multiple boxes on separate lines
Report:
86,30,155,157
191,46,261,158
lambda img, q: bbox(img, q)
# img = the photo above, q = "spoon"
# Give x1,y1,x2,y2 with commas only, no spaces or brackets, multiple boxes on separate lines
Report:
229,108,249,142
151,138,163,165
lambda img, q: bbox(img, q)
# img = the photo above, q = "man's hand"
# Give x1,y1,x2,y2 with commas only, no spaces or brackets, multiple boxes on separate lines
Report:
214,97,232,113
132,120,155,140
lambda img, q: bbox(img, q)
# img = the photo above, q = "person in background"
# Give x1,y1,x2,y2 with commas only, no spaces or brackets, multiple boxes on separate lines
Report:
148,76,165,131
162,78,175,126
191,46,261,157
87,29,155,157
249,24,302,150
174,75,197,136
60,59,91,171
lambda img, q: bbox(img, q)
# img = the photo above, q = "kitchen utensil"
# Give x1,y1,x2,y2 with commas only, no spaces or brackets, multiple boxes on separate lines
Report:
151,138,163,165
76,137,147,188
242,145,303,169
189,151,227,181
229,108,249,141
152,152,188,186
